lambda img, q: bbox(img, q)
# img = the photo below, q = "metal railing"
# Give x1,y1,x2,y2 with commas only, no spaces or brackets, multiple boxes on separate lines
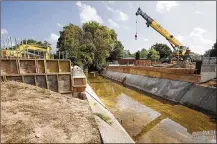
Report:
202,57,217,64
0,36,69,60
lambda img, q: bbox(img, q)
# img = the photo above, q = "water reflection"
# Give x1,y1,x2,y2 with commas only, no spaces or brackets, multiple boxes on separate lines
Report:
137,118,216,143
88,75,216,143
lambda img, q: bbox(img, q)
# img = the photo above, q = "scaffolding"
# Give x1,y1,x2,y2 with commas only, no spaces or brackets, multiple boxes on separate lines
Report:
0,36,69,60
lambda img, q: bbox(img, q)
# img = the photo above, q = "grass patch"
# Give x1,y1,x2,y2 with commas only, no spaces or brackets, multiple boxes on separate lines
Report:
94,113,112,125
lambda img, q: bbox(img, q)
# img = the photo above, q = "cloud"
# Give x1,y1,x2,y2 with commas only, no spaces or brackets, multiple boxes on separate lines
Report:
187,28,214,54
144,38,148,42
156,1,179,13
1,28,8,35
57,23,63,27
176,35,184,42
76,1,81,7
50,33,59,42
189,28,206,37
48,33,59,53
76,1,103,24
108,1,114,4
106,6,118,13
108,19,119,28
119,11,129,21
105,5,128,21
195,10,203,14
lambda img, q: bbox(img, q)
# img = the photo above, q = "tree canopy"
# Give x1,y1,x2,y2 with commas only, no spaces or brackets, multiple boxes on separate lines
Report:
21,39,51,48
148,48,160,60
107,40,124,61
151,43,172,59
57,21,123,69
191,53,202,61
123,50,135,58
140,48,148,58
204,41,217,57
135,51,141,60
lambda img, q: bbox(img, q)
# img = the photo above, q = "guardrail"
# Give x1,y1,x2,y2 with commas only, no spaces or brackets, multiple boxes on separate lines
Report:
202,57,217,64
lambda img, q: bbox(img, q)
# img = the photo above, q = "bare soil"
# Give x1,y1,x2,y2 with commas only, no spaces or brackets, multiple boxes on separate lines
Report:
199,78,217,88
167,62,195,69
1,81,100,143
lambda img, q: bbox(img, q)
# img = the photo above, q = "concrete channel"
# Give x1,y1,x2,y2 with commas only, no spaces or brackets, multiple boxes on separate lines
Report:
88,73,216,143
102,70,216,115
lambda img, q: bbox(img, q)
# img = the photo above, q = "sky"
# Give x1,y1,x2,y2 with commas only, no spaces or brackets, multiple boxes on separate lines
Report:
1,1,216,54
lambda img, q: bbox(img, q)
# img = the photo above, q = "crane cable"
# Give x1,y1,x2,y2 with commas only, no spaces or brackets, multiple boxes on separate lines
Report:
135,16,138,40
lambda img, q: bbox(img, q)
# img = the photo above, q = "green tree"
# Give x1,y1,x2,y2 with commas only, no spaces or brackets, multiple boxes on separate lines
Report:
82,21,117,68
21,39,37,44
151,43,172,59
43,41,51,47
57,24,83,54
123,50,135,58
148,48,160,60
192,53,201,60
140,48,148,58
37,41,43,45
135,50,141,60
204,41,217,57
108,40,124,61
57,21,119,69
20,39,51,49
27,39,37,44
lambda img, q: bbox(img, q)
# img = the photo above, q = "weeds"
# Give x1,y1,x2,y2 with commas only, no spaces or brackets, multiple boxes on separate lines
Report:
94,113,112,125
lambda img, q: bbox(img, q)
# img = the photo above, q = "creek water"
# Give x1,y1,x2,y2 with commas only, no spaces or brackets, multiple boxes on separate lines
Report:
88,74,216,143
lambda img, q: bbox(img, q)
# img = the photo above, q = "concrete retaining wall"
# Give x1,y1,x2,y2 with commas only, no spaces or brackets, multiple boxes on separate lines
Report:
200,64,216,82
102,70,216,115
107,66,201,83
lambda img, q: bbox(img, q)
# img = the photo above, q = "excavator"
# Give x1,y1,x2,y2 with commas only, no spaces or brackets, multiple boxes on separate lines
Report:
135,7,192,64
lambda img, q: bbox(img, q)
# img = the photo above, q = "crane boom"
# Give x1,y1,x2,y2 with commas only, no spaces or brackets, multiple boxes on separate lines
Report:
135,7,183,50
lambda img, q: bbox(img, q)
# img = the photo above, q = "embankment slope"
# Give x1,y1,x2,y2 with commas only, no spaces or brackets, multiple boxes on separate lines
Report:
1,81,100,143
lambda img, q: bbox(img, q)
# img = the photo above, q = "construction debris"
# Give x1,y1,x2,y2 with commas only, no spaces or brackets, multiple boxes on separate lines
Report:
1,81,100,143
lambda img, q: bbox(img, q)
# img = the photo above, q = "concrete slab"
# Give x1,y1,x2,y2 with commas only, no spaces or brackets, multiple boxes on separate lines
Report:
85,85,135,143
200,64,216,82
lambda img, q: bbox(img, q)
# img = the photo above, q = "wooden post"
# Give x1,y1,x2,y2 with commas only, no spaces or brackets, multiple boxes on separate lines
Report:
34,75,37,86
45,75,49,89
57,74,60,93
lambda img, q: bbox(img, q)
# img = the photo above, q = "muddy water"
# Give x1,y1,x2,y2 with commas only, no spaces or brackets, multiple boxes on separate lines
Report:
88,75,216,143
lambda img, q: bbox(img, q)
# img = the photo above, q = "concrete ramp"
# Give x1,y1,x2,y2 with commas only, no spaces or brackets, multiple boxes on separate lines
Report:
85,85,135,143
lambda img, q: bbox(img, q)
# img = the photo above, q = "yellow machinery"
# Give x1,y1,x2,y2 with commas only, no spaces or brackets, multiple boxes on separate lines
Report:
1,44,51,59
135,7,192,63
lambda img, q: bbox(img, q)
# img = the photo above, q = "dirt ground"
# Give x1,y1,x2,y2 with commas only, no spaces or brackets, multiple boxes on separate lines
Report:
1,81,101,143
199,78,217,88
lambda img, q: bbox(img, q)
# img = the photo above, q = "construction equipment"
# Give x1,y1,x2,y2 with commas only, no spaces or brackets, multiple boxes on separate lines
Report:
1,44,51,59
135,7,192,64
1,37,52,59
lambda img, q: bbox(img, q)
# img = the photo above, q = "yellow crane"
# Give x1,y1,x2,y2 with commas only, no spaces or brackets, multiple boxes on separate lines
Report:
135,7,192,64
